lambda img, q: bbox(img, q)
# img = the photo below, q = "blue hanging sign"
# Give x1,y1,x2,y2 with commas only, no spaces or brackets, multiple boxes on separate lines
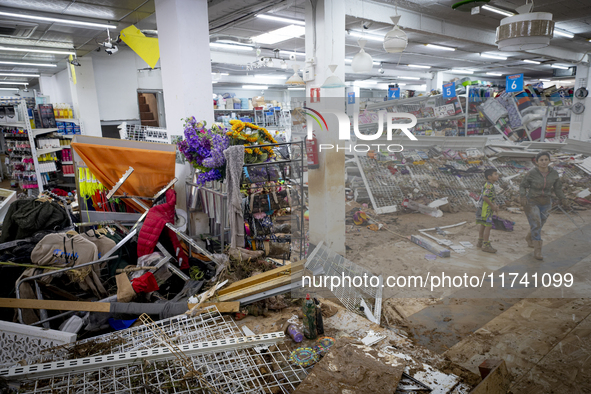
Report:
442,82,456,98
388,86,400,100
506,73,524,92
347,91,355,104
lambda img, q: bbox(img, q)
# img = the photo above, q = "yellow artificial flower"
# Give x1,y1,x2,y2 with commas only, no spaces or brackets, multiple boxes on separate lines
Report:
245,148,253,154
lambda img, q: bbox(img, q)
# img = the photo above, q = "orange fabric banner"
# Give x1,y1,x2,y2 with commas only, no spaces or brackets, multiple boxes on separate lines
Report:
71,142,175,210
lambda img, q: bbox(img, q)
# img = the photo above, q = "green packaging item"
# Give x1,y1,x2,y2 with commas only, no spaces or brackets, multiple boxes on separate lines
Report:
302,294,317,340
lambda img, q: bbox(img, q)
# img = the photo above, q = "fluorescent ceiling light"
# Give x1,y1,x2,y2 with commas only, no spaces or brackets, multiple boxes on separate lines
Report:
481,53,507,60
551,64,569,69
425,44,455,51
0,60,56,67
486,72,503,76
254,75,287,79
211,72,229,76
0,87,19,91
0,46,74,55
288,87,305,90
209,42,253,51
450,69,474,74
399,76,420,80
0,11,116,29
0,81,28,85
397,83,407,86
554,29,574,38
539,79,550,82
408,64,431,69
0,72,39,77
481,5,514,17
522,59,541,64
243,85,268,89
212,81,218,84
280,50,304,57
256,14,305,26
348,30,384,42
347,58,381,66
252,25,305,45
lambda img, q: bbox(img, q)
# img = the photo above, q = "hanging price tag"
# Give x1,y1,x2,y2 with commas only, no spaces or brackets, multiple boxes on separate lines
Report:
506,73,524,92
442,82,456,98
348,91,355,104
388,86,400,100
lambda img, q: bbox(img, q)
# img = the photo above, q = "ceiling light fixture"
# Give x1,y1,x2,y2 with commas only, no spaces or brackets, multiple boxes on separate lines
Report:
288,87,305,90
280,50,304,57
399,76,420,80
256,14,305,26
0,87,19,91
496,10,554,51
0,11,116,29
209,43,253,51
211,72,229,76
321,64,345,88
551,64,569,69
425,43,455,51
553,29,575,38
0,60,56,67
408,64,431,69
0,46,75,55
482,5,514,17
383,15,407,53
352,38,373,73
252,25,306,45
486,72,503,76
481,53,508,60
243,85,268,90
212,81,218,84
347,30,384,42
450,69,474,74
254,75,287,79
0,72,40,77
522,59,541,64
286,64,305,86
0,81,29,85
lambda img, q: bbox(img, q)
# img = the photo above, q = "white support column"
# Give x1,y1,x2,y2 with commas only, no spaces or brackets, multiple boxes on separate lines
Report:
428,71,443,93
571,64,591,141
305,0,346,255
69,58,102,137
155,0,214,226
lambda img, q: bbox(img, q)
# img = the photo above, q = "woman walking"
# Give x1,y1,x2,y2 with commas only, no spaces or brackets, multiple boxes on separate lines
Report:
519,151,569,260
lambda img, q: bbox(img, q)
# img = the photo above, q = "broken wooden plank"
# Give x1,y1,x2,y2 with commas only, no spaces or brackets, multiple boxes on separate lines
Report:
218,259,305,296
410,234,451,257
470,359,511,394
217,274,297,302
0,298,239,314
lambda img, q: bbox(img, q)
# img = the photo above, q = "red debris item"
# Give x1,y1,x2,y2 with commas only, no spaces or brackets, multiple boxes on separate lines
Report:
234,312,248,320
387,165,398,175
51,188,68,196
131,272,159,293
574,197,591,206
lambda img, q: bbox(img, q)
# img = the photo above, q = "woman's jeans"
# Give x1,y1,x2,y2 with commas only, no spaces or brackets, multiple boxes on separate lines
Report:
525,198,552,241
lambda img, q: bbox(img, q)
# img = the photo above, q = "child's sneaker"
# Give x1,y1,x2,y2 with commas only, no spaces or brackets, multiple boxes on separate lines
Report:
481,241,497,253
476,238,484,248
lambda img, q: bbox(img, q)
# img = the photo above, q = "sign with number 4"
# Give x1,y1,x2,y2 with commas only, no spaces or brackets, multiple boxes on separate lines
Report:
442,82,456,98
506,73,524,93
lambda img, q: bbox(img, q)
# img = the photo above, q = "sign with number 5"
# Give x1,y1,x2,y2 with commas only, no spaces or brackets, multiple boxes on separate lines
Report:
442,82,456,98
506,73,524,93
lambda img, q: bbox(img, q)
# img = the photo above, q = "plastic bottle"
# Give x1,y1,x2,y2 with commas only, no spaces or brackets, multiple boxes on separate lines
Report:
314,298,324,335
287,324,304,343
67,104,73,119
53,105,58,119
302,294,317,340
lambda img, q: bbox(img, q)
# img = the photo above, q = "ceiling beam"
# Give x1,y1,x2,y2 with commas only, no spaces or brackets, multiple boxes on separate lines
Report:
343,0,589,65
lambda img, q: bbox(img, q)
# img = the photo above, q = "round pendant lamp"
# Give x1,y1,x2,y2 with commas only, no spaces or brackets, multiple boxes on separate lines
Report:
286,64,305,85
352,39,373,73
496,12,554,51
321,64,345,89
383,16,408,53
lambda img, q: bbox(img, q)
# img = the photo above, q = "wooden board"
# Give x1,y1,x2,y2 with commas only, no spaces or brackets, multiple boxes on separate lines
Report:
0,298,240,314
218,260,305,296
217,271,304,302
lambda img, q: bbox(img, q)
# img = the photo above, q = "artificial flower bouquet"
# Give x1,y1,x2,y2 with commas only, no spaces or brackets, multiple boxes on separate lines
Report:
227,119,277,164
177,117,230,185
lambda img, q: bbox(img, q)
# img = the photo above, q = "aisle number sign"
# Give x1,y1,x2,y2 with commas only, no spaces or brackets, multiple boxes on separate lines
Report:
442,82,456,98
388,86,400,99
348,91,355,104
506,73,524,92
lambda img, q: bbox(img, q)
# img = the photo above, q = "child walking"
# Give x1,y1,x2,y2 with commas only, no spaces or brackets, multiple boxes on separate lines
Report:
476,169,500,253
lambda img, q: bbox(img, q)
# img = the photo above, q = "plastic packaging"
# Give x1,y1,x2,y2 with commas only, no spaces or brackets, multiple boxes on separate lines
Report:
287,324,304,343
302,294,317,340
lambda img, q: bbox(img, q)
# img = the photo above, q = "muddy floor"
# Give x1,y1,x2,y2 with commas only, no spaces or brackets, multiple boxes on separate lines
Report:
343,203,591,393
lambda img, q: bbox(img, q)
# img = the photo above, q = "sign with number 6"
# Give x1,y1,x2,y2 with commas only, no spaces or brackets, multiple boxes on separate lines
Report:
506,73,524,93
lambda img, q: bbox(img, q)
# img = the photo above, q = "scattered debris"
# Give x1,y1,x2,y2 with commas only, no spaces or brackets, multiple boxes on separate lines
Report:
410,234,451,257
